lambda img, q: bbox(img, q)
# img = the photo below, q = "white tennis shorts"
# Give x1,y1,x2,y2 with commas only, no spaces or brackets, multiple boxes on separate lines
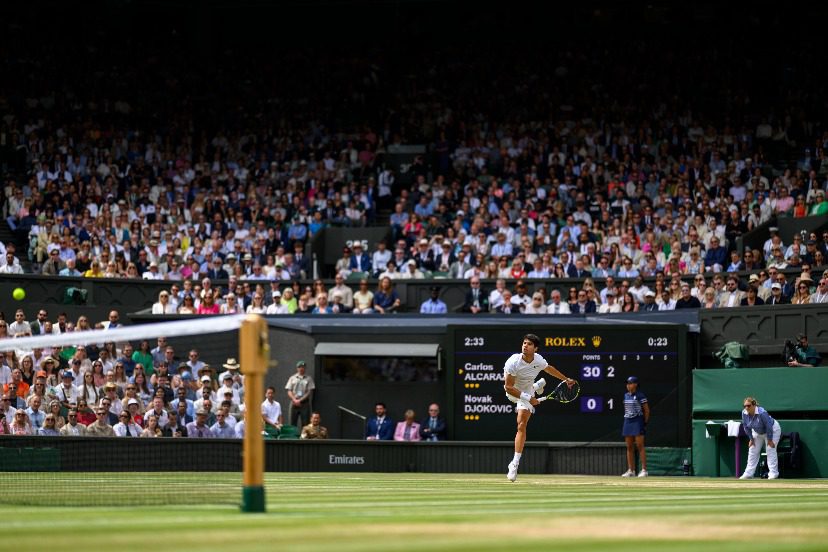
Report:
506,393,535,414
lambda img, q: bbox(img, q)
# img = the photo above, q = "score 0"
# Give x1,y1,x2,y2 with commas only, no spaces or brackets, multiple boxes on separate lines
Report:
580,395,615,413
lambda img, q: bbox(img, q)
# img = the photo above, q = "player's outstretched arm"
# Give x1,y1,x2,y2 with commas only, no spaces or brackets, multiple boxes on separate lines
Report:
543,364,575,385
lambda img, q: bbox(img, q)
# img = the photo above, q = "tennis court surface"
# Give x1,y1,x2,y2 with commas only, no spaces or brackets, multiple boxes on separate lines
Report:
2,473,826,551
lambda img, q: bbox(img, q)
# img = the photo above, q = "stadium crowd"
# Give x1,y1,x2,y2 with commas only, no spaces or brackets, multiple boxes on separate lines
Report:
0,315,334,438
2,7,828,320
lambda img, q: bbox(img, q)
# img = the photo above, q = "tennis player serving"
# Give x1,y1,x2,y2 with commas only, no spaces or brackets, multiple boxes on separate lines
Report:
503,333,577,482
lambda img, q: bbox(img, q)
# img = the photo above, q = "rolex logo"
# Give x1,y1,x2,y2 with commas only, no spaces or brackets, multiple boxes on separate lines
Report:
592,336,602,347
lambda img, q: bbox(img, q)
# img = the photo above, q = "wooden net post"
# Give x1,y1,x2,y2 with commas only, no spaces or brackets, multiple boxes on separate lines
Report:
240,314,271,512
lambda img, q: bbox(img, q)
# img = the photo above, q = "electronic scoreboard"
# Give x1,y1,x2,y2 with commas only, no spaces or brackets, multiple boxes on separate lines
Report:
450,324,688,446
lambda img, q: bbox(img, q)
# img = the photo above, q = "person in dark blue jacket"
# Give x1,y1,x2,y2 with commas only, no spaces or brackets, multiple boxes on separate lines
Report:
365,402,394,440
740,397,782,479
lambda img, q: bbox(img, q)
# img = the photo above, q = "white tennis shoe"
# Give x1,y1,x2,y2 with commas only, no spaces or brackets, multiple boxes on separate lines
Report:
637,469,648,477
533,378,546,396
739,473,753,480
507,462,518,482
768,473,779,480
621,469,635,477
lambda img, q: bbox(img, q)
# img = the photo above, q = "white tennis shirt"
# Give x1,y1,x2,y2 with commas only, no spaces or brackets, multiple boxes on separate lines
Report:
503,352,547,394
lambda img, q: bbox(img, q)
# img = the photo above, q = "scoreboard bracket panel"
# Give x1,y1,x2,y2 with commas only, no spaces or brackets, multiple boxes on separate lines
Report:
448,324,688,446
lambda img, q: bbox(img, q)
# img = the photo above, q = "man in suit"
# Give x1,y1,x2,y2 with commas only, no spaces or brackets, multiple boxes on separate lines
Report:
567,257,592,280
462,277,489,314
434,241,456,272
448,249,472,279
206,256,229,280
419,403,447,441
364,402,394,440
570,289,597,314
546,289,571,314
413,238,436,272
495,290,519,314
717,276,746,308
704,236,728,272
640,290,659,311
348,243,372,274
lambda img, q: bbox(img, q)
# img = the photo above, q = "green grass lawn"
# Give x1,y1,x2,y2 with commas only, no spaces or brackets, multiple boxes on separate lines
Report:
1,473,827,551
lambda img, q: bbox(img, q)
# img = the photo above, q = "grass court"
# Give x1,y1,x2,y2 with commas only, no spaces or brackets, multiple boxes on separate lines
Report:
2,472,827,551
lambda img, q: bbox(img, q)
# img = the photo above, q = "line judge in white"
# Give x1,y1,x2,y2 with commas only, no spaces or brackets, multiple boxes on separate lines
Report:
503,333,576,482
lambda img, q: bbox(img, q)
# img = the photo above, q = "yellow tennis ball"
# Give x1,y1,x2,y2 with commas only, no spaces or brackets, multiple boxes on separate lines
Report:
13,288,25,301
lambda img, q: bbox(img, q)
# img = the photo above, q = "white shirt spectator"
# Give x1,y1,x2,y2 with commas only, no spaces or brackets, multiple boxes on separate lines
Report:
261,398,282,427
113,421,142,437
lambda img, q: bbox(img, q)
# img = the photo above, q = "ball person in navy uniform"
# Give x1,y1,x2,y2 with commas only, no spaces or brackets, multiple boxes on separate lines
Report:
621,376,650,477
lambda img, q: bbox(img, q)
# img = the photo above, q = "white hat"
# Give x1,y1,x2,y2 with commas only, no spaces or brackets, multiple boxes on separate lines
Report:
200,375,211,383
419,238,429,245
644,290,656,297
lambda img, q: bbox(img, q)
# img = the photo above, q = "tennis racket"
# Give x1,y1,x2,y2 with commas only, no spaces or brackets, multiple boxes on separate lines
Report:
537,380,580,403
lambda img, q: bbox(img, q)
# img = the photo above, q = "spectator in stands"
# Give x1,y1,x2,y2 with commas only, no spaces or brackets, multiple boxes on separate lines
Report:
300,411,328,439
113,412,142,437
37,413,60,436
393,409,421,442
420,286,447,314
371,242,391,278
461,277,488,314
718,276,745,308
311,293,334,314
522,292,546,314
353,278,374,314
365,402,394,441
140,414,163,437
143,397,169,428
328,273,354,310
59,409,86,436
349,242,371,274
676,283,702,309
571,289,596,314
152,290,176,314
261,386,283,435
86,406,116,436
546,289,570,314
373,277,401,314
186,409,214,438
598,290,621,313
9,411,31,435
792,277,812,305
210,410,236,438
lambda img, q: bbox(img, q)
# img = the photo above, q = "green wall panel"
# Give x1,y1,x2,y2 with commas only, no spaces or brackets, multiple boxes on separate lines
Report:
693,368,828,413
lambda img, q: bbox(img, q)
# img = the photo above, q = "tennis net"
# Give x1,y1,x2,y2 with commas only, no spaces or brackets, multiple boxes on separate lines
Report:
0,315,260,507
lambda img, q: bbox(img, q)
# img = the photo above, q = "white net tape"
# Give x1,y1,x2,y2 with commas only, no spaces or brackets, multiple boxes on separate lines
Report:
0,314,248,352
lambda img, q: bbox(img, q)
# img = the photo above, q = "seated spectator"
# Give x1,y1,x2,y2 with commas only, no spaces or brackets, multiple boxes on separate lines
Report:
524,292,548,314
394,409,421,441
597,290,622,313
462,277,489,314
420,286,447,314
570,289,597,314
300,412,328,439
373,277,400,314
365,402,394,441
312,293,334,314
676,283,702,309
